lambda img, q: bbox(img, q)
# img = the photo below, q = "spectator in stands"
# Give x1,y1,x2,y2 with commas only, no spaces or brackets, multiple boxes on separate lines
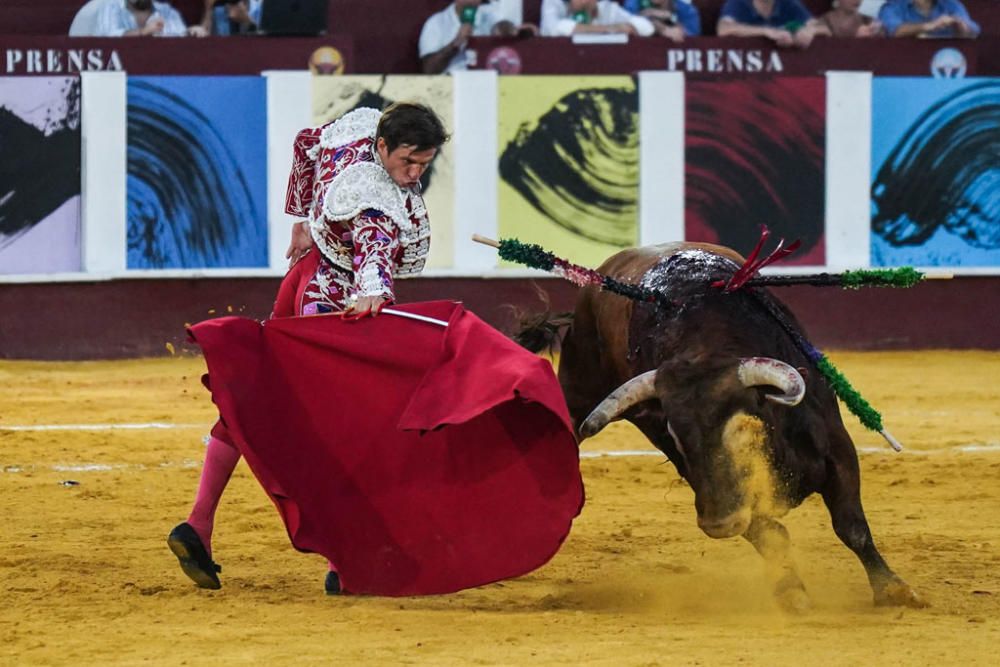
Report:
623,0,701,42
878,0,980,37
818,0,885,36
208,0,262,35
717,0,824,48
540,0,656,37
96,0,208,37
420,1,538,74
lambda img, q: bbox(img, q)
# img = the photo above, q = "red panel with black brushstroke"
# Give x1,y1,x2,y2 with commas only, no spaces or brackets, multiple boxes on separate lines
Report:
685,78,826,266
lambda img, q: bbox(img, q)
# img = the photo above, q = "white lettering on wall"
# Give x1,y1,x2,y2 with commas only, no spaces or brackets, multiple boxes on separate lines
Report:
666,48,784,74
4,48,125,74
27,50,43,73
6,49,24,73
768,51,784,72
667,49,684,70
47,49,62,73
68,50,85,72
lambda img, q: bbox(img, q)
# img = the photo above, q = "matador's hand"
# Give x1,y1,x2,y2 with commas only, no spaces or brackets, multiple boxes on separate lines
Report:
342,295,389,320
286,220,314,269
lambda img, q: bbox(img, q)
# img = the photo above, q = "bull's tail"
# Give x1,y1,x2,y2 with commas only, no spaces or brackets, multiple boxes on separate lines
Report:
506,287,574,354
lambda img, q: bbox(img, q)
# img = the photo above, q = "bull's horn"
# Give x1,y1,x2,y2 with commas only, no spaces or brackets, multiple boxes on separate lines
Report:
738,357,806,406
579,370,658,439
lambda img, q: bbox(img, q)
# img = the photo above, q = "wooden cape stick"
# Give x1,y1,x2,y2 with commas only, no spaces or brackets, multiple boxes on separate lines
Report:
473,234,907,452
473,235,952,288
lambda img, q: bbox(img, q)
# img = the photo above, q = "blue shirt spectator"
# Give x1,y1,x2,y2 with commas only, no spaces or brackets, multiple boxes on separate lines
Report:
717,0,823,48
719,0,811,29
623,0,701,38
878,0,980,37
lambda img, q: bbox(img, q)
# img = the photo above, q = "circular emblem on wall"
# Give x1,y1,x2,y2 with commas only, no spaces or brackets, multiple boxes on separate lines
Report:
486,46,523,75
309,47,345,76
930,48,966,79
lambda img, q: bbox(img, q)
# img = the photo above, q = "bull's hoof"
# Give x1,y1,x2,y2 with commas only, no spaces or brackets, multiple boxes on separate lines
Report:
874,578,928,608
775,585,811,614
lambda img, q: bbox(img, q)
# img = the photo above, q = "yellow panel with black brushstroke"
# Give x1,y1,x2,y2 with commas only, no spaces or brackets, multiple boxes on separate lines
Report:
311,75,455,270
498,76,638,268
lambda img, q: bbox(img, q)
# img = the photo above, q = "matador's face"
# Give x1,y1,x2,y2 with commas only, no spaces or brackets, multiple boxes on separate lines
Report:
376,137,437,189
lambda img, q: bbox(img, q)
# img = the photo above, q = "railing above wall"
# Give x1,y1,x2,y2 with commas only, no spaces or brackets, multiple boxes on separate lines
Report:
2,34,996,78
467,36,994,77
0,35,355,76
1,34,996,78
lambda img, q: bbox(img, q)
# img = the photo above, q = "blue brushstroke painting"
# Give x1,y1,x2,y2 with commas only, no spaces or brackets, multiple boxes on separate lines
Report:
871,78,1000,267
127,76,267,269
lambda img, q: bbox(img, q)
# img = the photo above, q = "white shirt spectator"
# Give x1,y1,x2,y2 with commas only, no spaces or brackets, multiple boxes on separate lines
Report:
540,0,655,37
96,0,188,37
419,2,514,73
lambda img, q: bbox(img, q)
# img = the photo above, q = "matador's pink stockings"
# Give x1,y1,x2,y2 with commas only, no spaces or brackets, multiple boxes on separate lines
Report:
187,435,339,575
186,435,240,557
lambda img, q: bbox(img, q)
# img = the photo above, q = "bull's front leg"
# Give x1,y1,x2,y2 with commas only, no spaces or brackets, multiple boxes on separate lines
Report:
821,442,927,608
743,516,810,612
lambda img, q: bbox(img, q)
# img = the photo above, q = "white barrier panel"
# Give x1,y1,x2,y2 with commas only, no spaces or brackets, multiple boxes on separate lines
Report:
638,71,685,246
2,72,997,283
81,71,127,273
453,69,500,272
825,71,873,270
264,70,313,272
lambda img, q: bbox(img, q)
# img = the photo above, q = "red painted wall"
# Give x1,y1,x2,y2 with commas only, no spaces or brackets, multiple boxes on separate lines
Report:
0,277,997,359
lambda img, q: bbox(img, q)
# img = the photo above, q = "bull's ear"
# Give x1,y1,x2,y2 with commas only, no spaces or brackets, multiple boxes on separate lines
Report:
797,366,809,381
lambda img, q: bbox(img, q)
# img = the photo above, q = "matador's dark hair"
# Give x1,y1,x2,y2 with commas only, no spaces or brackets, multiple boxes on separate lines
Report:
377,102,449,153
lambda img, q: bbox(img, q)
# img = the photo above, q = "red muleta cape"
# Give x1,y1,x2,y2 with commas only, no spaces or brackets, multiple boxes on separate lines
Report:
189,301,584,596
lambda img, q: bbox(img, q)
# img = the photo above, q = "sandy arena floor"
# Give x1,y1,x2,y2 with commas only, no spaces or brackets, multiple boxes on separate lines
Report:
1,350,999,666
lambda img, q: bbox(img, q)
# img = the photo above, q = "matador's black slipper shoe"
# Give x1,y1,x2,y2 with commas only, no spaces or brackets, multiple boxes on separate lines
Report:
167,522,222,590
325,571,342,595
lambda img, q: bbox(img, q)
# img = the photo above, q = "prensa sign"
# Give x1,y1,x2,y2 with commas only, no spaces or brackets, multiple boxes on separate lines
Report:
5,48,124,74
667,48,784,73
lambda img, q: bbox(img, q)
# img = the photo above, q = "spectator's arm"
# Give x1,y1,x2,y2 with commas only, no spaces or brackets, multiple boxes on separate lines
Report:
813,15,835,37
542,18,580,36
418,19,472,74
606,3,656,36
717,17,795,46
947,0,981,37
159,8,190,37
490,19,518,36
717,17,777,38
878,3,927,36
792,18,824,47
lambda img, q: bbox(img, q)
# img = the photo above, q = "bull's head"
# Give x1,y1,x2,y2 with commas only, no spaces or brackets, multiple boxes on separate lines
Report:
580,357,805,539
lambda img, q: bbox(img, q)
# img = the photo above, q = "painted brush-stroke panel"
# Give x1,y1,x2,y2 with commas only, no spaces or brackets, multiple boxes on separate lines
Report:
127,76,267,269
686,78,826,265
871,78,1000,267
312,76,455,269
498,76,638,268
0,77,82,274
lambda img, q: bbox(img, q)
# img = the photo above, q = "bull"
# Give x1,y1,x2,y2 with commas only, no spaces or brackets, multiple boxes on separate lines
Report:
519,242,925,610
